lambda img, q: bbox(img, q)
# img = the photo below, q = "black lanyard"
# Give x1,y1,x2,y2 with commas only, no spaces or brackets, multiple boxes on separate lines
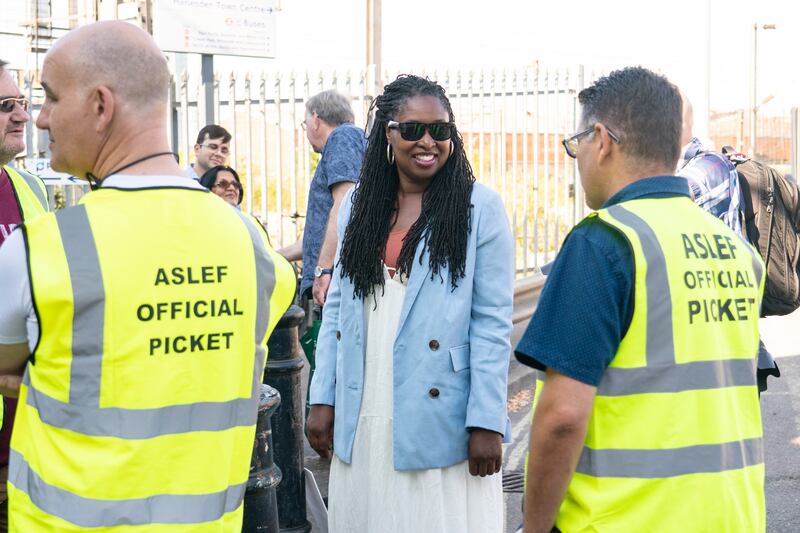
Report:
86,152,179,190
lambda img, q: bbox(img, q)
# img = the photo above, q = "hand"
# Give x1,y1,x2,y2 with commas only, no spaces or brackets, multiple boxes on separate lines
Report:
468,428,502,477
0,374,23,397
312,274,332,306
307,405,335,458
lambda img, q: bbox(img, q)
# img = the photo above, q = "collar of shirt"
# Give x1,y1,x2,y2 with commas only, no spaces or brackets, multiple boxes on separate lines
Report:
680,137,705,163
100,174,207,190
185,163,201,181
602,175,691,208
321,123,359,155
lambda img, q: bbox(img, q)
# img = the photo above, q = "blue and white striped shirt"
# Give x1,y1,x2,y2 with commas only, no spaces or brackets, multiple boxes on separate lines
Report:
678,137,743,238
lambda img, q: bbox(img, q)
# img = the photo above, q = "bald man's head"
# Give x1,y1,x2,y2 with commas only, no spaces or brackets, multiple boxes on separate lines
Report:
50,21,170,113
680,91,694,148
37,21,173,177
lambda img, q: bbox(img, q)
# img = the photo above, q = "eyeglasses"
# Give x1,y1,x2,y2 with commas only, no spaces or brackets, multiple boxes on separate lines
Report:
387,120,454,142
213,179,241,190
0,97,30,114
301,112,317,131
201,142,230,155
562,125,620,158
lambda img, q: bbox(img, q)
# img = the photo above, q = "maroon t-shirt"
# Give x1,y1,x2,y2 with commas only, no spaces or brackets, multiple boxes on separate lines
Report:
0,167,24,467
0,168,22,245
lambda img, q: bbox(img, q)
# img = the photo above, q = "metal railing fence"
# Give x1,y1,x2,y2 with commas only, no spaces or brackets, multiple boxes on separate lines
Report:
16,65,589,277
709,107,792,175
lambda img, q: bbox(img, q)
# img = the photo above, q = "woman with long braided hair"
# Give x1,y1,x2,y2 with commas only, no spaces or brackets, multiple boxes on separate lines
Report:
308,75,514,532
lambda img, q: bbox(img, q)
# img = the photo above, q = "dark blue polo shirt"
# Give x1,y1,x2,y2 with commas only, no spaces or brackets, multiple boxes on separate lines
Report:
514,176,691,386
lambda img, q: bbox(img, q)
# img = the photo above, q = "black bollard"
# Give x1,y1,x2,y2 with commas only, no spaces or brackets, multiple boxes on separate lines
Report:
265,305,311,533
242,384,282,533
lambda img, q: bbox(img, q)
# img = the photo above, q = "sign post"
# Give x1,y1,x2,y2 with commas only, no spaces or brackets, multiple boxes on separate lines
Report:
201,54,215,126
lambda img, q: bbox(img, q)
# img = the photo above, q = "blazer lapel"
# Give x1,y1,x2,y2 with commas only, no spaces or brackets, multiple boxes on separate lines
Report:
395,237,431,338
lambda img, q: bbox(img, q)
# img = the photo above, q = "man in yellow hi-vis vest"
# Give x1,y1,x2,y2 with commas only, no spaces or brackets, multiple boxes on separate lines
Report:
515,67,765,533
0,58,49,533
0,22,295,531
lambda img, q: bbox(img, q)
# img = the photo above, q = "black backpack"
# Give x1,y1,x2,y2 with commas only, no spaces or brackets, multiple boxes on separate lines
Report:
721,147,800,316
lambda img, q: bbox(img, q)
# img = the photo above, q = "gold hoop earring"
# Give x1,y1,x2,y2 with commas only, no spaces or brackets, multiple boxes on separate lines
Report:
386,144,395,165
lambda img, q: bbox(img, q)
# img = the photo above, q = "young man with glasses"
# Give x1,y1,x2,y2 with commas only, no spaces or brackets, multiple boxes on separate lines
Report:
0,58,48,533
186,124,231,180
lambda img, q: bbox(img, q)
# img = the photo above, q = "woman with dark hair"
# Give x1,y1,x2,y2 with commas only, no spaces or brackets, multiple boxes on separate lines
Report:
200,165,242,207
201,165,273,248
308,75,513,532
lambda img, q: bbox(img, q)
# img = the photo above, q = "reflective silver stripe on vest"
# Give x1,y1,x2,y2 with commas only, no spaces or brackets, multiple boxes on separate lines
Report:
24,374,259,438
9,450,245,527
236,210,275,396
598,357,757,396
11,166,48,210
23,206,274,436
607,204,675,366
57,206,105,405
575,437,763,478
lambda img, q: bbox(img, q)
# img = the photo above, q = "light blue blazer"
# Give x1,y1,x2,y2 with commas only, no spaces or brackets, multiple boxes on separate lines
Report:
309,183,514,470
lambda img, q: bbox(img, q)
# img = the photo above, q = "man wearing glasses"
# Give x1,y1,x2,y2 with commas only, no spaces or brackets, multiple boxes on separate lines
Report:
278,90,366,307
516,67,765,532
0,58,48,532
186,124,231,180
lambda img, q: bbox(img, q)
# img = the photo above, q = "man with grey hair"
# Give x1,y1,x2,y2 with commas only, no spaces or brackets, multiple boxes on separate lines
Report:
279,89,366,306
0,21,294,530
0,58,48,533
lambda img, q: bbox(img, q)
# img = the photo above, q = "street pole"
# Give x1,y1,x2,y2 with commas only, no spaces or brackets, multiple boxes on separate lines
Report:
201,54,215,126
750,23,758,157
366,0,382,97
751,23,777,157
704,0,711,135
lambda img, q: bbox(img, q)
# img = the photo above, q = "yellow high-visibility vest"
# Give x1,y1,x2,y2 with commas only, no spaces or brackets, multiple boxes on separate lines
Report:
8,183,295,531
529,196,766,533
1,165,48,431
4,165,48,220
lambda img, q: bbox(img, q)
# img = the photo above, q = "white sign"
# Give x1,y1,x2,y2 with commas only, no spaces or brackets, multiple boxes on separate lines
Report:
154,0,277,58
24,159,84,186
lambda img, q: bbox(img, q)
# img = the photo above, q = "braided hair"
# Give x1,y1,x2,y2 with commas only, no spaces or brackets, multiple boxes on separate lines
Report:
338,74,475,299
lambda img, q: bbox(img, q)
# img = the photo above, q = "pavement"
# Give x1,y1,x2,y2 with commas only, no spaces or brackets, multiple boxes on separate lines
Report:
299,310,800,532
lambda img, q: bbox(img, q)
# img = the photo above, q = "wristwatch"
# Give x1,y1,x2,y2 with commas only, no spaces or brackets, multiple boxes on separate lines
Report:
314,265,333,278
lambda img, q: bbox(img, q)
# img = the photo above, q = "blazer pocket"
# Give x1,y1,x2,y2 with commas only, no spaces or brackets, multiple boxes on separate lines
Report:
449,344,470,372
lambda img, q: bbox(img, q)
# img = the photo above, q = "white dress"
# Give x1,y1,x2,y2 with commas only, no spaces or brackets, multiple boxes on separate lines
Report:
328,266,504,533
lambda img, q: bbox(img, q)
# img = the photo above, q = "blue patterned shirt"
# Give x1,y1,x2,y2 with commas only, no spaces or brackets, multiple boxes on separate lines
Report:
301,123,366,293
678,137,743,238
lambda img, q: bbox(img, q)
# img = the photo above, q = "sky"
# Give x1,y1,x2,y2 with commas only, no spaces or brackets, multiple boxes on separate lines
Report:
261,0,800,121
3,0,800,128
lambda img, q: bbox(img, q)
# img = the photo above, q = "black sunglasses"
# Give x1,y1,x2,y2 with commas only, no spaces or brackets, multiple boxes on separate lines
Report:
562,125,620,158
387,120,454,142
0,97,30,114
